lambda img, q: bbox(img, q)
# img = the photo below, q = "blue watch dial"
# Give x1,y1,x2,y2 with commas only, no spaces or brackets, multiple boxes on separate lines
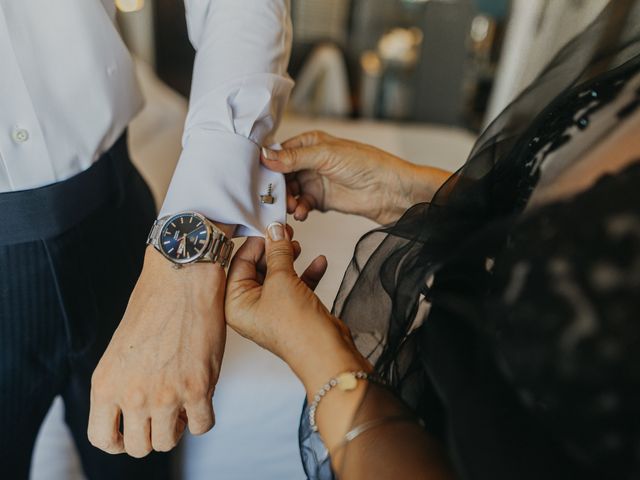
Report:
160,213,210,263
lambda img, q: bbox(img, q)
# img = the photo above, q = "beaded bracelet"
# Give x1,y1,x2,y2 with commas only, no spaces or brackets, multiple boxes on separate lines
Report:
309,371,369,433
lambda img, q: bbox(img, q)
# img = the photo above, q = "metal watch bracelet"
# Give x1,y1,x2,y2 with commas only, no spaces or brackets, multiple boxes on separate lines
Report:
147,214,234,268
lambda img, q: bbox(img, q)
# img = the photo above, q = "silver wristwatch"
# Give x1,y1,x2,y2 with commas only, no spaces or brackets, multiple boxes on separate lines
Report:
146,211,234,268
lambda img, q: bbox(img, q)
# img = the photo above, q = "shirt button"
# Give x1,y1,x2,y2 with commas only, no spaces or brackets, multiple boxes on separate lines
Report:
12,128,29,144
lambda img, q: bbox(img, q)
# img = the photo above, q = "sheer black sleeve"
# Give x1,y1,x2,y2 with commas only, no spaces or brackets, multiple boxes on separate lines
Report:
299,2,640,478
489,162,640,478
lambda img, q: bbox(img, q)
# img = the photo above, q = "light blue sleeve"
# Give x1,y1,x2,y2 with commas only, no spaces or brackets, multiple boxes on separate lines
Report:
160,0,294,237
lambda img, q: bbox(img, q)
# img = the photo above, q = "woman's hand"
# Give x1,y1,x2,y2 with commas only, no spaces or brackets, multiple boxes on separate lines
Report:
225,222,369,393
261,131,451,225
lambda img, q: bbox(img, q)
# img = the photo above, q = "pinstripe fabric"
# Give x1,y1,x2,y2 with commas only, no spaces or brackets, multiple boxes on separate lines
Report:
0,149,172,479
0,241,65,477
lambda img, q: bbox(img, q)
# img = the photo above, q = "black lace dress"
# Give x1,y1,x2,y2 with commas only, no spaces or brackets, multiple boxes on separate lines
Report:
300,2,640,479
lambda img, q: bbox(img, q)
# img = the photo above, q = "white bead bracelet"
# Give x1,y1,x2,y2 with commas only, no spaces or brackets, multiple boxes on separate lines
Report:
308,370,369,433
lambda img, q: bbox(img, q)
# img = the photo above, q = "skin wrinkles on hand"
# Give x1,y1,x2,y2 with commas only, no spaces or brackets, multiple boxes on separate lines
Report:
89,246,225,456
262,131,451,226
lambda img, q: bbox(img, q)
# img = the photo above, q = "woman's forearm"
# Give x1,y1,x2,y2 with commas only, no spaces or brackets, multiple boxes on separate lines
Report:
380,162,452,224
288,327,453,479
335,384,454,480
407,165,452,206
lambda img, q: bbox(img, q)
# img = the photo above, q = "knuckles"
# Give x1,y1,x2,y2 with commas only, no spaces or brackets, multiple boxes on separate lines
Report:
90,372,115,401
90,368,216,455
182,377,212,404
267,246,293,259
121,387,147,410
94,374,213,411
309,130,329,144
281,148,298,168
153,388,180,408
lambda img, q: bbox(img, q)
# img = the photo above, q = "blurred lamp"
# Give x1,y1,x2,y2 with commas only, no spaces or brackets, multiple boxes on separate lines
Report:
116,0,144,13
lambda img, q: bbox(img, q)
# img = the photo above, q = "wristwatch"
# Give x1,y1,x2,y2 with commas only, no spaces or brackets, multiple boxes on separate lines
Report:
147,211,234,268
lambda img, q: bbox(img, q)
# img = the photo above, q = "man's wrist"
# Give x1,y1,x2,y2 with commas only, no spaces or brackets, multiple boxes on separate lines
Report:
144,245,227,278
155,212,237,239
147,213,236,270
209,220,237,238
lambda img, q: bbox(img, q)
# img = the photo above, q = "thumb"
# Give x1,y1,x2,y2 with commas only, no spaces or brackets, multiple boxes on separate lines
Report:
265,222,295,276
261,145,325,174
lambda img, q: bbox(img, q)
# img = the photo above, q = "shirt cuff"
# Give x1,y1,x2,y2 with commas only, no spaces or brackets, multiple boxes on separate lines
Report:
159,129,286,238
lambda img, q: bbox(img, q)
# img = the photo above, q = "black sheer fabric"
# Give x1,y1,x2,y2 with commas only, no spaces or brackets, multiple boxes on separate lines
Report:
299,2,640,478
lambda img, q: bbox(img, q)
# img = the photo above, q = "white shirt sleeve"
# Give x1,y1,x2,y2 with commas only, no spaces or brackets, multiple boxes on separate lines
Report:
159,0,294,238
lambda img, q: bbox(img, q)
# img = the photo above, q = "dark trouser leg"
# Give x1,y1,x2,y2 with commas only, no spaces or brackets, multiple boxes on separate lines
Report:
0,140,173,479
0,241,68,479
50,166,172,479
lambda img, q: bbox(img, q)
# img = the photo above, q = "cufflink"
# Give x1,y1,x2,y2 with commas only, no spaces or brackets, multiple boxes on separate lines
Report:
260,184,275,204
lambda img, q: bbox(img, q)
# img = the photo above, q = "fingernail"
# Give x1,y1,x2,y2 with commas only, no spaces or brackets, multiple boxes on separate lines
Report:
261,146,278,160
267,222,285,241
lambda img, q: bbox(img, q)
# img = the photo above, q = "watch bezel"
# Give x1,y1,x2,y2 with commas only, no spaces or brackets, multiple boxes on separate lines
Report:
158,212,213,265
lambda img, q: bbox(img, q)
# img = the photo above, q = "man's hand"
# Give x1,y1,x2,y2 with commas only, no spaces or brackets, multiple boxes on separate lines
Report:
88,246,227,457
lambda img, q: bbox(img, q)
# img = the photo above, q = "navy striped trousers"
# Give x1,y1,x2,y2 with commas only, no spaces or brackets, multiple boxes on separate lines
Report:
0,135,172,479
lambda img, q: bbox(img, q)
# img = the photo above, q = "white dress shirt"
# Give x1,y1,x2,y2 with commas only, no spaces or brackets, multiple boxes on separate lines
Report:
0,0,292,237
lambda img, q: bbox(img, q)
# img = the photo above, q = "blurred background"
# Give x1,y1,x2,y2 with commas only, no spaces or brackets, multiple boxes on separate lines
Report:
30,1,611,479
121,0,609,131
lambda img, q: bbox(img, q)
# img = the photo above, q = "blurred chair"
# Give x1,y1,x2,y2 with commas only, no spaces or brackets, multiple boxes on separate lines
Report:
289,0,351,81
289,44,352,117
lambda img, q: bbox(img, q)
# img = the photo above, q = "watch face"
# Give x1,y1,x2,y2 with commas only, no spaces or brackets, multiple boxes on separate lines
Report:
159,213,211,263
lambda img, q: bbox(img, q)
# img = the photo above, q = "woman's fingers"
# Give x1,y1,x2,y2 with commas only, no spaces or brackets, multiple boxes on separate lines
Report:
227,237,265,286
286,176,300,213
266,131,331,173
285,223,294,241
255,240,300,284
261,144,325,174
255,225,296,275
286,173,301,197
287,192,298,214
293,193,317,221
281,130,329,149
301,255,328,291
264,223,295,276
292,241,302,261
263,224,325,289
